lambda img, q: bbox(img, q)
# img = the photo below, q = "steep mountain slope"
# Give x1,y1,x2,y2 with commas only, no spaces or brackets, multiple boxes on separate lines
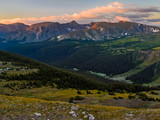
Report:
56,21,160,41
126,51,160,86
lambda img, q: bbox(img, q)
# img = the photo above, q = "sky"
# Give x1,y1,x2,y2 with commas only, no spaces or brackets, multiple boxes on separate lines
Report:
0,0,160,25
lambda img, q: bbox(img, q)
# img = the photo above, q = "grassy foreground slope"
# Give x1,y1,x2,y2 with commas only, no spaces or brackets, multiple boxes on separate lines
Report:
0,95,160,120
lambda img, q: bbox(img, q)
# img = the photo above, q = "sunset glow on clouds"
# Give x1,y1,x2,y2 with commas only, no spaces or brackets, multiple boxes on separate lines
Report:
0,2,160,25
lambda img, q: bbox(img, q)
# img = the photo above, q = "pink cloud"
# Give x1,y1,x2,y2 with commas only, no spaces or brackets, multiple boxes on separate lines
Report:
76,2,124,16
114,16,130,22
0,18,38,24
40,2,124,21
0,2,126,24
0,2,159,25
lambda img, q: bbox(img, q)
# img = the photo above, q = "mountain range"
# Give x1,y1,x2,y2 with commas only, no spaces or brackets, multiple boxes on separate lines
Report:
0,21,91,43
0,21,160,44
56,21,160,41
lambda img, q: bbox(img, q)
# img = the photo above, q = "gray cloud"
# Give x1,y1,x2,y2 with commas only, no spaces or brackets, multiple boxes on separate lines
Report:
126,14,151,18
128,7,160,13
146,18,160,22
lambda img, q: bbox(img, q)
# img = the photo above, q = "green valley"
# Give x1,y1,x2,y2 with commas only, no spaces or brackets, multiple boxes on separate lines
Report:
4,33,160,87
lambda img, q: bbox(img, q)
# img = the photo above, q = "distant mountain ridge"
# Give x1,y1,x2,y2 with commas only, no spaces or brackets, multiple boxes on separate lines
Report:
0,23,29,38
0,21,160,43
0,21,91,43
55,21,160,41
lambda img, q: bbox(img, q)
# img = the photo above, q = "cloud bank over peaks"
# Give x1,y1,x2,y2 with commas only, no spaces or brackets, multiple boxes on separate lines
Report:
0,2,159,26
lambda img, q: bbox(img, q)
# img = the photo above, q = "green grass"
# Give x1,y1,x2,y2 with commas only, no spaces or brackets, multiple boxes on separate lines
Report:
153,47,160,50
6,68,38,75
1,95,160,119
0,84,160,109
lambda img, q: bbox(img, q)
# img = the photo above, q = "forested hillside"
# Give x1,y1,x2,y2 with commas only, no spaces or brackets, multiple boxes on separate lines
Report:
0,50,154,94
4,34,160,86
